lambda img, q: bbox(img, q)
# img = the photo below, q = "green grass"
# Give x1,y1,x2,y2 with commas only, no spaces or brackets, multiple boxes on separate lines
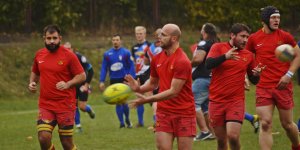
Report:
0,84,299,150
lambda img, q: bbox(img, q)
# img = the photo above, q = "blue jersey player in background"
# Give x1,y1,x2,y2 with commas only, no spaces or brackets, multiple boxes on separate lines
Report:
64,42,95,133
99,34,136,128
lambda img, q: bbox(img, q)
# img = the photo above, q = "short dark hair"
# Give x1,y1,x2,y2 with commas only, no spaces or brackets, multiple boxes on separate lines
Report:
112,34,121,39
203,23,219,43
230,23,251,35
43,24,61,36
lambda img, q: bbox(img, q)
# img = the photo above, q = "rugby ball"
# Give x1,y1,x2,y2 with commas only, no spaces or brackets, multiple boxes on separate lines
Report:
102,83,132,104
275,44,295,62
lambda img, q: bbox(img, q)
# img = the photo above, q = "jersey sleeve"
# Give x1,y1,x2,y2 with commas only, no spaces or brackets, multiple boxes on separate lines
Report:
69,52,84,76
246,35,255,53
150,57,158,78
173,59,191,80
207,43,221,58
31,53,40,75
99,53,108,82
284,32,297,47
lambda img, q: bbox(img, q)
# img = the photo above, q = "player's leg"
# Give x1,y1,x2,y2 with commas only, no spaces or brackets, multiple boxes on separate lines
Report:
116,104,125,128
175,116,196,150
78,91,95,119
278,108,300,149
214,126,228,150
155,132,174,150
256,105,274,150
74,107,82,133
192,78,212,141
227,122,242,150
136,104,144,127
37,108,57,150
123,103,132,128
57,110,76,149
274,86,300,149
244,112,259,133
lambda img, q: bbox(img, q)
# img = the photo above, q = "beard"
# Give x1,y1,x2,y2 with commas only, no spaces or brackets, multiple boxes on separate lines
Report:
161,39,172,49
45,42,60,52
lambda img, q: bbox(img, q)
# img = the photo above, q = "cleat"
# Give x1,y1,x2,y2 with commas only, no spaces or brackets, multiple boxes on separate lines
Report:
194,131,213,141
75,127,83,133
125,120,133,128
135,123,144,128
88,109,95,119
120,124,125,128
251,115,260,133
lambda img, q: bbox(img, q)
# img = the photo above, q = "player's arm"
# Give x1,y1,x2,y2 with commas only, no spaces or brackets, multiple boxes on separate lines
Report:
99,54,108,91
81,65,94,92
124,75,158,93
206,47,239,69
130,78,185,107
56,72,86,90
191,50,206,67
277,45,300,89
28,72,39,93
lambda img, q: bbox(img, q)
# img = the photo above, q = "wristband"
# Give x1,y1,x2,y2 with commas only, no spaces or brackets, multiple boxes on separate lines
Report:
285,71,294,78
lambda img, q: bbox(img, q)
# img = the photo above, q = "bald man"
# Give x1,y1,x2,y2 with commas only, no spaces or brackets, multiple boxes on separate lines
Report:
125,24,196,150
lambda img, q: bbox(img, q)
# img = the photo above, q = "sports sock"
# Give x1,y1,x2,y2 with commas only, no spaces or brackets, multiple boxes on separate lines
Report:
116,104,124,125
123,104,130,121
137,105,144,125
75,108,80,125
85,105,92,113
244,112,254,122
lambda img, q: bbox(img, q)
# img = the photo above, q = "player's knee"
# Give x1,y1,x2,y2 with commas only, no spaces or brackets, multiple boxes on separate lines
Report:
261,119,272,131
38,131,52,145
78,103,86,111
281,121,294,131
227,133,240,143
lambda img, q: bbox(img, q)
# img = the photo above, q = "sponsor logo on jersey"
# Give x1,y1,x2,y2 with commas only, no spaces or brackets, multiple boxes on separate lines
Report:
57,60,64,65
110,62,123,71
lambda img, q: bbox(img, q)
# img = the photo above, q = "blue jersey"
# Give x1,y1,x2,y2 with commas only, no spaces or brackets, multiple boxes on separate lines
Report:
100,47,136,82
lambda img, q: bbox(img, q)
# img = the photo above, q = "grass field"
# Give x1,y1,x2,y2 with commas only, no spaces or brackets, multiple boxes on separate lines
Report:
0,84,299,150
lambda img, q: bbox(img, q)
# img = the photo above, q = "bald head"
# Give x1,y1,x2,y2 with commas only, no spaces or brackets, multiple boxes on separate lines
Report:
162,24,181,40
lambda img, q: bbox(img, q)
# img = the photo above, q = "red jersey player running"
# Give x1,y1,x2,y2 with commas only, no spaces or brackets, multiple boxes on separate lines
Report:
125,24,196,150
28,25,86,150
205,23,264,150
246,6,300,150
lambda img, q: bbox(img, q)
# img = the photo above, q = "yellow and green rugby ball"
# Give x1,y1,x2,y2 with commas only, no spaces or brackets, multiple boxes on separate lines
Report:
103,83,132,104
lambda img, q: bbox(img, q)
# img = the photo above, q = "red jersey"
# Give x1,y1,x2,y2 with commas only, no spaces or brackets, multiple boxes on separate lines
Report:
246,28,296,88
32,46,84,112
207,42,255,102
150,48,195,116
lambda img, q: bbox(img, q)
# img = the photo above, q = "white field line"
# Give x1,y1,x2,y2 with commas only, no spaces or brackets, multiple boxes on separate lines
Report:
0,109,37,116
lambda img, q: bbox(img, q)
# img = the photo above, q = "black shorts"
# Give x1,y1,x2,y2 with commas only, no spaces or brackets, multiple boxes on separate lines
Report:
76,87,88,102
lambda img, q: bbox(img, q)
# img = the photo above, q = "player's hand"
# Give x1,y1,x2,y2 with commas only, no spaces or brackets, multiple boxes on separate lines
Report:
128,93,146,109
80,84,88,92
244,78,250,91
56,81,70,90
124,74,140,92
28,82,37,93
99,82,105,92
276,75,291,90
252,63,266,76
225,47,240,60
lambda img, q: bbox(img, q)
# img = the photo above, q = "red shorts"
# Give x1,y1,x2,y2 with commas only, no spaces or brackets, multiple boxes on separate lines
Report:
38,107,75,128
155,112,196,137
256,86,294,109
208,100,245,127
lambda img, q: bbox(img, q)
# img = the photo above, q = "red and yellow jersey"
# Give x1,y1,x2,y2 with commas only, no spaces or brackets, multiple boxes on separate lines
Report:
207,42,255,102
246,28,296,88
150,48,195,116
32,46,84,112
